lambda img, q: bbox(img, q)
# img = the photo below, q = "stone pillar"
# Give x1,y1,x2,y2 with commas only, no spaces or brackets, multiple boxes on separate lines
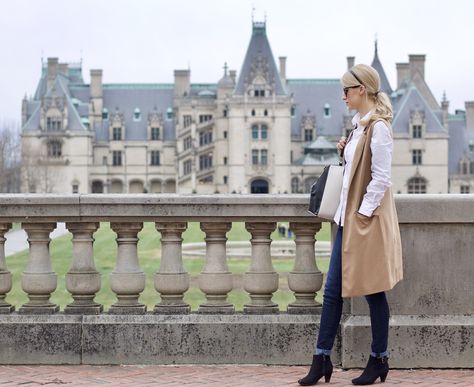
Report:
154,222,190,314
198,222,234,314
0,223,14,313
19,223,59,314
109,222,146,314
64,222,102,314
287,222,323,314
243,222,279,314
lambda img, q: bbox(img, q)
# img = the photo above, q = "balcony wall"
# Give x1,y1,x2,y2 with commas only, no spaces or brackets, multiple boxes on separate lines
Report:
0,193,472,367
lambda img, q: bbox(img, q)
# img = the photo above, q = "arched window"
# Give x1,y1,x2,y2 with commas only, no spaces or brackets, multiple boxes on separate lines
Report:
407,176,427,193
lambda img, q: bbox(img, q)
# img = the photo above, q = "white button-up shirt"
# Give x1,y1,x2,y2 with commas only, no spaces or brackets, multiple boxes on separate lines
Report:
333,110,393,227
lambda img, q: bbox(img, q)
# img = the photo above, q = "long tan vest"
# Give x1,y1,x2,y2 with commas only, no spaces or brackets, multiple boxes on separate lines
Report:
341,118,404,298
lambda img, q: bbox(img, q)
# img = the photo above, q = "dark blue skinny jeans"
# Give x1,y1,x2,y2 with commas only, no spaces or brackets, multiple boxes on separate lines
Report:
314,223,390,358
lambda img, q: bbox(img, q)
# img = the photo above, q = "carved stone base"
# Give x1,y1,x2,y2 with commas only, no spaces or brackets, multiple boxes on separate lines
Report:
64,304,104,315
108,304,147,315
18,304,59,315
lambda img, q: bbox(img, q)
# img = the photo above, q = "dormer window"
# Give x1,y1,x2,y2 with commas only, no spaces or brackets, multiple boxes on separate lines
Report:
133,108,141,121
102,108,109,120
412,124,422,138
324,103,331,118
291,105,296,117
166,107,174,120
113,127,122,141
151,127,160,140
254,88,265,97
46,116,62,131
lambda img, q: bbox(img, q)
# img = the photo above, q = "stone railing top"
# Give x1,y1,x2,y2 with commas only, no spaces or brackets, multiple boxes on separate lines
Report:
0,193,471,223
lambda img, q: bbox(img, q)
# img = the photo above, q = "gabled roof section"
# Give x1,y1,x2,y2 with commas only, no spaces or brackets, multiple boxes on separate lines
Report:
392,84,447,135
234,21,286,96
371,40,392,95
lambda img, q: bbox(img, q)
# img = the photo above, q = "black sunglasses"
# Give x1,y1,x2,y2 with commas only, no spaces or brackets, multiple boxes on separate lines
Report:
343,85,361,97
344,69,365,96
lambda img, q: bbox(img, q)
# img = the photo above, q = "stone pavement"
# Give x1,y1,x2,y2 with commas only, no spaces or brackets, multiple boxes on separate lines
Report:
0,365,474,386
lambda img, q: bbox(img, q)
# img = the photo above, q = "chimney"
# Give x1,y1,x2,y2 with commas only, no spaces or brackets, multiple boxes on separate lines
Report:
90,69,103,99
229,70,236,84
90,69,103,126
279,56,287,83
466,101,474,130
58,63,69,76
441,92,450,129
174,69,191,97
347,56,355,70
408,54,425,80
21,94,28,127
396,62,410,89
47,57,59,90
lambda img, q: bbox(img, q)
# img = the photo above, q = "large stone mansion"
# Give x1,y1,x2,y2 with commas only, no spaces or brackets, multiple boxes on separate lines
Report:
20,20,474,194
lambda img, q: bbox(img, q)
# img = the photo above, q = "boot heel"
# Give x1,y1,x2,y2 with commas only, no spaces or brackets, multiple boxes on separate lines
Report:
380,370,389,382
324,371,332,383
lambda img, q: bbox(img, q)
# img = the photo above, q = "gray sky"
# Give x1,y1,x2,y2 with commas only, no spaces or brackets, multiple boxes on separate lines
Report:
1,0,472,124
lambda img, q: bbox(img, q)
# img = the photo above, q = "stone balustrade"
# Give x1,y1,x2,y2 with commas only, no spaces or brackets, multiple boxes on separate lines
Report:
0,194,326,316
0,193,473,368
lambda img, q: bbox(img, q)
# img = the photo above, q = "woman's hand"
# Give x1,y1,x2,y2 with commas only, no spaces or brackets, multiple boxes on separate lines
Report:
336,136,347,155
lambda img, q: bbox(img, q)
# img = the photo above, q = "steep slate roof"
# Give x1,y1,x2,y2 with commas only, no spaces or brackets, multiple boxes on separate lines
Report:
24,71,88,132
371,40,393,95
286,79,347,138
94,84,175,142
234,21,286,96
392,84,448,135
448,114,469,175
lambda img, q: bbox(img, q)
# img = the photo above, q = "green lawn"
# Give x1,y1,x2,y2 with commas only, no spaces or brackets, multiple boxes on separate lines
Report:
5,221,331,312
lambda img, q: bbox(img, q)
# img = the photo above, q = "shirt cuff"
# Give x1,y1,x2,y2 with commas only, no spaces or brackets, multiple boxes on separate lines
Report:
357,206,373,217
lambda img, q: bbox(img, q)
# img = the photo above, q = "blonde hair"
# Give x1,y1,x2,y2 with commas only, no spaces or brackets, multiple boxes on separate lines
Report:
341,63,393,127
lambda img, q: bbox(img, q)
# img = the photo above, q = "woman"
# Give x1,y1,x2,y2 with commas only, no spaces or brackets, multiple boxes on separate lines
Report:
298,63,403,385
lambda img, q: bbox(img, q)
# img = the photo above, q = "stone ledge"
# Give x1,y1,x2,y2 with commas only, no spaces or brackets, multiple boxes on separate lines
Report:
2,313,471,367
342,315,474,368
0,313,339,365
0,314,82,364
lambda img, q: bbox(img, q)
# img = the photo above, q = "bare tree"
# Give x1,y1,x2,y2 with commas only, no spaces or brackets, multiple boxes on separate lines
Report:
0,119,22,193
20,137,59,193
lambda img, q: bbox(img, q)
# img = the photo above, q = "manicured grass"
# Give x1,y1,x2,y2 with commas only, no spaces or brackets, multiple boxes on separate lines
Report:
5,221,331,312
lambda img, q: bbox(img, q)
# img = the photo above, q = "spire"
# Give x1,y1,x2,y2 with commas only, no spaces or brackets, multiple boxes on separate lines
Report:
371,37,393,95
234,19,287,96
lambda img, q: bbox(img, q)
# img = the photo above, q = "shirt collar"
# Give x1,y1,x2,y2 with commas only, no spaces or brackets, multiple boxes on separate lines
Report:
351,109,374,128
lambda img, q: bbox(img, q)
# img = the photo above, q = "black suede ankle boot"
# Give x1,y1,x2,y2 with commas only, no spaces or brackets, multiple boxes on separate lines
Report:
351,354,389,385
297,353,333,386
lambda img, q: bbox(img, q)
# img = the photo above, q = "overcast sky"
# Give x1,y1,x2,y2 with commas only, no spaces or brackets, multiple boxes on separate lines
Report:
1,0,472,125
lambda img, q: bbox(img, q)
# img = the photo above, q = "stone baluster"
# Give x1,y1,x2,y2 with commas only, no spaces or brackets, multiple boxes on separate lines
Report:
64,222,102,314
154,222,190,314
0,223,14,313
109,222,146,314
243,222,279,314
287,222,323,314
198,222,234,314
19,223,59,314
